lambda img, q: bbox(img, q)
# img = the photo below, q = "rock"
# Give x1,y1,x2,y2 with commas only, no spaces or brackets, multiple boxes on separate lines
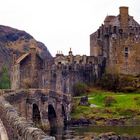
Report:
96,132,119,140
68,118,92,126
79,96,90,106
106,119,125,126
90,104,98,108
94,132,140,140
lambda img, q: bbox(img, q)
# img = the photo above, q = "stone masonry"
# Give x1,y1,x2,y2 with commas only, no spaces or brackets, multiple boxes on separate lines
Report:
0,95,55,140
0,89,71,140
90,7,140,76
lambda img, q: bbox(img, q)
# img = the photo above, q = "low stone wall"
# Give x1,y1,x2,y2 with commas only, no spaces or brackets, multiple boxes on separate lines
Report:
0,96,55,140
0,119,9,140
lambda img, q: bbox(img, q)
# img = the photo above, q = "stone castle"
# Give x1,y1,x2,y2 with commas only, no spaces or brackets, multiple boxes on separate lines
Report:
11,7,140,93
90,6,140,75
11,42,105,93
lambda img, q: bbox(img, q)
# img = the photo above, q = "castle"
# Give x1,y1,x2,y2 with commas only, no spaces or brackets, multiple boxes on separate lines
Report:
90,6,140,75
11,43,104,93
11,7,140,93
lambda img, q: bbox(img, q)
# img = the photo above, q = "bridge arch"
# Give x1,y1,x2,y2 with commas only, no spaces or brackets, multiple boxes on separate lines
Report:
48,104,57,128
32,103,41,126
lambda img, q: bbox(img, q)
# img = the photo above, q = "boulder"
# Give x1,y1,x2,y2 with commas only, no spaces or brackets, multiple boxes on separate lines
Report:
79,96,90,106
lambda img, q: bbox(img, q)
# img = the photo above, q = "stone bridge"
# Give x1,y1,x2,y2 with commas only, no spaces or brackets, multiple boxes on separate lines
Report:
0,89,71,140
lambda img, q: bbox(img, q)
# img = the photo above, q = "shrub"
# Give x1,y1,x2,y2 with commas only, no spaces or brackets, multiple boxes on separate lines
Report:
134,97,140,106
99,73,139,92
121,86,136,93
118,108,137,117
73,82,88,96
99,73,119,91
104,96,117,107
0,65,10,89
118,75,138,92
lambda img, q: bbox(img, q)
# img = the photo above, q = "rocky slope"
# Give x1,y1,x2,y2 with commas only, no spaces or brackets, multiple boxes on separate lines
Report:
0,25,52,72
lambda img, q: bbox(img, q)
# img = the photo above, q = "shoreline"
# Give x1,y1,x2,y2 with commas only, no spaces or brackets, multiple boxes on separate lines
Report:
68,117,140,126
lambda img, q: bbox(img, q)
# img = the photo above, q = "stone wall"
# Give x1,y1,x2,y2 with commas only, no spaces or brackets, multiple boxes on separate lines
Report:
46,63,101,95
0,96,55,140
0,89,71,140
0,119,9,140
11,64,20,90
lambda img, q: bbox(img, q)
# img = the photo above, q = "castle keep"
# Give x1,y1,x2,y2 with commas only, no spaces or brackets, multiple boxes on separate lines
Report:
90,7,140,75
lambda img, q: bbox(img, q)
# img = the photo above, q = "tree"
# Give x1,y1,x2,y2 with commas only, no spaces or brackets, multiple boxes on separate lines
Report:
0,65,10,89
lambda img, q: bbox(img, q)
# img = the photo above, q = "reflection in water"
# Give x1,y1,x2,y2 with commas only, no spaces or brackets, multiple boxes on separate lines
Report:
47,126,76,140
47,125,140,140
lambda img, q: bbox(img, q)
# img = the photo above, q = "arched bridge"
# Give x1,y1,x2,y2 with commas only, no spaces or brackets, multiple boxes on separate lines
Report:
0,89,71,140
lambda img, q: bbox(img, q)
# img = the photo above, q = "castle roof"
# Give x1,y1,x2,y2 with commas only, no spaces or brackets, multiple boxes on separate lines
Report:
104,16,116,23
16,52,43,64
16,53,29,64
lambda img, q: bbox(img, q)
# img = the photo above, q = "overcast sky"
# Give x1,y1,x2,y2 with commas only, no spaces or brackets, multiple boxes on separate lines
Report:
0,0,139,56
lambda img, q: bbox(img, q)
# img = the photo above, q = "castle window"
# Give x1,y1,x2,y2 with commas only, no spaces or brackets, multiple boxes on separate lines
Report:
109,25,112,33
113,26,117,34
119,29,123,34
124,47,128,58
125,47,128,51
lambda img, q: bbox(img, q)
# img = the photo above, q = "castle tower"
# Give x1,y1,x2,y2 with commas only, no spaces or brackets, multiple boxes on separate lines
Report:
68,48,73,63
30,40,37,88
119,6,129,32
69,48,73,56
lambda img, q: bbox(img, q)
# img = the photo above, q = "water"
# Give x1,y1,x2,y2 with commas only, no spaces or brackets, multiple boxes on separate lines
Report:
46,125,140,140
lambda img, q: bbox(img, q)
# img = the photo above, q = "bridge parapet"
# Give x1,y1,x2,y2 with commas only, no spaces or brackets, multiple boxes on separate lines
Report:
0,96,55,140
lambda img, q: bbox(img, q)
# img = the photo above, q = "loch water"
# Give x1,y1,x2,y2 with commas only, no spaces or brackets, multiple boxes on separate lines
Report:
46,125,140,140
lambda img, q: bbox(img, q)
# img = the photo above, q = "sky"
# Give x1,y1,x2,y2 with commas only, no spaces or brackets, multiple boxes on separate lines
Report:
0,0,139,56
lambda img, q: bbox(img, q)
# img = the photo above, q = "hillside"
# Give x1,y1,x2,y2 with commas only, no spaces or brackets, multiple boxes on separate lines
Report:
0,25,52,72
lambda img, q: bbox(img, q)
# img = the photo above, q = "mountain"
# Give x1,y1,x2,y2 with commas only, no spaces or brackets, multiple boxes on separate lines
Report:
0,25,52,72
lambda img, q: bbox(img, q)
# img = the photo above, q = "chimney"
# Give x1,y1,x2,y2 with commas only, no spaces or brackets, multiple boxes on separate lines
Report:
119,6,129,32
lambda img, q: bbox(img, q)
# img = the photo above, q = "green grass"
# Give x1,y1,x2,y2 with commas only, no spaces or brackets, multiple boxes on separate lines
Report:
88,93,140,109
71,89,140,122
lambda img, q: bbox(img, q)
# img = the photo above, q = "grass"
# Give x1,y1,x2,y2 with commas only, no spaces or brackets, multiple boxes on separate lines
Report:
71,89,140,123
88,93,140,109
